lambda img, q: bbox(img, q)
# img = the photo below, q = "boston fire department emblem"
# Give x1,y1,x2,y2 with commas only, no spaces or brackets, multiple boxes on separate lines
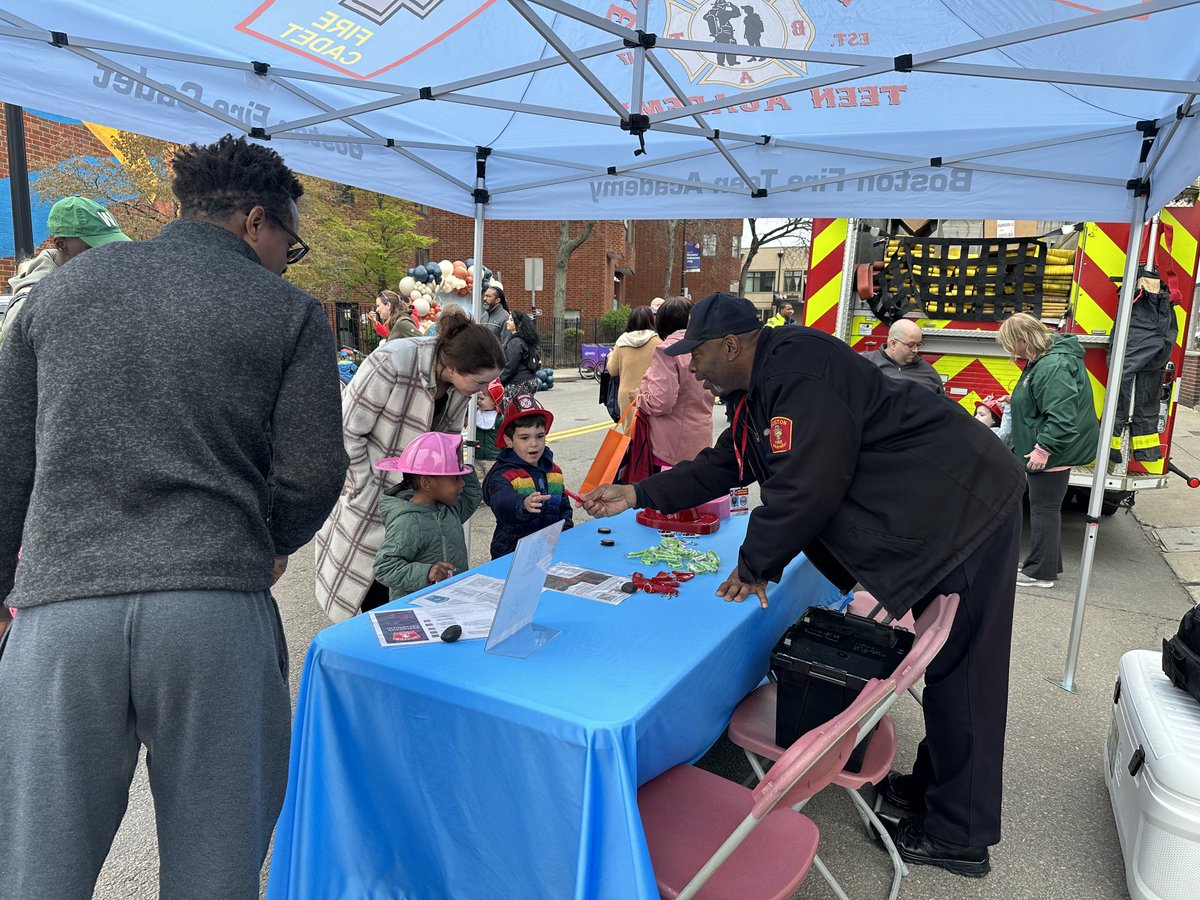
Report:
664,0,815,88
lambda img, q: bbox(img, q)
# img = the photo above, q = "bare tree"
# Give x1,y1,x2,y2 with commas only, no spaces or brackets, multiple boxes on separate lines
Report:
553,219,596,357
740,218,811,295
663,220,678,299
553,220,596,318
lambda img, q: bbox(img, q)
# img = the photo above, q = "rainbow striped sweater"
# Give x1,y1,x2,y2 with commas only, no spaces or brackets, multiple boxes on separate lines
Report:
481,447,574,559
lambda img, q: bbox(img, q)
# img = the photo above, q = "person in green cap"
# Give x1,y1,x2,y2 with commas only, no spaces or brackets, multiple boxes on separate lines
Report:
0,196,130,351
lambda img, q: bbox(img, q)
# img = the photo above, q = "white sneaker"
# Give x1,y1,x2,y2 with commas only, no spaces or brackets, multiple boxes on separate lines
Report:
1016,572,1055,588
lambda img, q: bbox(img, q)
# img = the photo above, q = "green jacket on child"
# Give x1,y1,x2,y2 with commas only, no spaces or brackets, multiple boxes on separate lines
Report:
373,471,482,600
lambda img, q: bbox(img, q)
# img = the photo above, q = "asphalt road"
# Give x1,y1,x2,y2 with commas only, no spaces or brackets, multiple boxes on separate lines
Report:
89,376,1189,899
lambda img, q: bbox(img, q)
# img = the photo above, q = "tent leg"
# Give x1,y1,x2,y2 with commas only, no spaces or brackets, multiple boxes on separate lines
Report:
463,152,488,560
1051,194,1148,694
5,104,34,261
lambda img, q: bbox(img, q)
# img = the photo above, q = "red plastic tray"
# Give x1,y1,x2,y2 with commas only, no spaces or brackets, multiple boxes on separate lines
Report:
636,507,720,535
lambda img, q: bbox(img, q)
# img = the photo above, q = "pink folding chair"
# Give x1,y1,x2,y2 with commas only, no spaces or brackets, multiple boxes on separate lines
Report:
638,678,895,900
726,594,960,900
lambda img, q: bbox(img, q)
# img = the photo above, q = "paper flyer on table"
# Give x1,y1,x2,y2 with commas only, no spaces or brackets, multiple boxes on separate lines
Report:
410,573,505,610
369,604,495,648
544,562,630,605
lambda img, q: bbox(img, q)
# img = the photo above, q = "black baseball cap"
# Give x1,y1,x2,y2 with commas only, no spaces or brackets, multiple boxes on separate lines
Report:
665,292,763,356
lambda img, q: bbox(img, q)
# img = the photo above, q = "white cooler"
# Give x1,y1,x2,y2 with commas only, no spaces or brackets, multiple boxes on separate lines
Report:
1105,649,1200,900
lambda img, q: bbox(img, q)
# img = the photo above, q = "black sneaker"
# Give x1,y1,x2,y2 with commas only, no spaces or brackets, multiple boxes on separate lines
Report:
874,771,926,814
878,815,991,878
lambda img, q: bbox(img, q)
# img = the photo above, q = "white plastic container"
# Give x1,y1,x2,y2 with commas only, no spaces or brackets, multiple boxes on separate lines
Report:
1105,649,1200,900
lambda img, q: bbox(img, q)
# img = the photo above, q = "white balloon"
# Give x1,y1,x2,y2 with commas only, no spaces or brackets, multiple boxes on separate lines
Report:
438,259,452,273
398,276,416,296
413,298,431,317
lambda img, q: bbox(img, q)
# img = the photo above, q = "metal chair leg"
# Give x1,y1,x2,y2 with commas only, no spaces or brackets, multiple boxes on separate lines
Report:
907,685,923,706
847,786,908,900
812,853,853,900
742,748,768,784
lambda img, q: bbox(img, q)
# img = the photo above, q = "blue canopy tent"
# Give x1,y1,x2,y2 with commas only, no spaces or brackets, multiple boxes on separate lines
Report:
2,0,1199,687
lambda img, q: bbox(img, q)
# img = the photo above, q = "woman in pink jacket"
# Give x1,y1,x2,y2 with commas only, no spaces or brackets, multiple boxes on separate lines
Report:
638,297,715,469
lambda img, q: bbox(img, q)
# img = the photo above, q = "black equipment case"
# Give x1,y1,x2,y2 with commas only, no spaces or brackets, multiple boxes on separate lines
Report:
771,606,914,768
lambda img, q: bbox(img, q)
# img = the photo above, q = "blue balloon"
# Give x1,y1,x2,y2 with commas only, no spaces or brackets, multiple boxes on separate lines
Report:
415,265,428,282
483,267,492,279
427,263,441,280
465,258,474,268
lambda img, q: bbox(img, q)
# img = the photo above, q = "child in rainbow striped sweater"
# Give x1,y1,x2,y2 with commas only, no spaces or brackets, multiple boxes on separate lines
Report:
482,395,574,559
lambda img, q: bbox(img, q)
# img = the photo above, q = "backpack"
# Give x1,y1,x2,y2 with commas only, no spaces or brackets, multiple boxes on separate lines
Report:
1163,605,1200,705
524,341,542,374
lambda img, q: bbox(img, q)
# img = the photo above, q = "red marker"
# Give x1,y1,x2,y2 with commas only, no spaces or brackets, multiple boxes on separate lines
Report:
564,487,585,504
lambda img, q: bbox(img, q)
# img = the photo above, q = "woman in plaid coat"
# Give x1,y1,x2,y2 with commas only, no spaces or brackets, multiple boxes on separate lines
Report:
315,317,503,621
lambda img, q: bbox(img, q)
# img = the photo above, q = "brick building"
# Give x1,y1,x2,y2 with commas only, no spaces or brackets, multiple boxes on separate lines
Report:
416,210,742,322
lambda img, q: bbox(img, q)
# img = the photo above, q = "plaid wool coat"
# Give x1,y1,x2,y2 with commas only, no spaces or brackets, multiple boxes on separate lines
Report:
315,337,471,621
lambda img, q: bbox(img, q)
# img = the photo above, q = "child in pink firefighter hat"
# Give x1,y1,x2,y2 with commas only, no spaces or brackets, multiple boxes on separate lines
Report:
371,432,482,603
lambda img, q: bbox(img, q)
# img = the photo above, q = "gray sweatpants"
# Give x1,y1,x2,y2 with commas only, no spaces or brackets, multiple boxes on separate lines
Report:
0,591,292,900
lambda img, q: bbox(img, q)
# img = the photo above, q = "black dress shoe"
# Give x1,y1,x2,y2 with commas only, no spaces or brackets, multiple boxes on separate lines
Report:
874,771,926,813
878,815,991,878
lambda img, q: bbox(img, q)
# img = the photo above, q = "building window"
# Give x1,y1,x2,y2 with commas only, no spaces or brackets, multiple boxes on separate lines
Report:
744,271,776,293
415,248,430,266
701,233,717,256
783,270,804,293
731,235,741,257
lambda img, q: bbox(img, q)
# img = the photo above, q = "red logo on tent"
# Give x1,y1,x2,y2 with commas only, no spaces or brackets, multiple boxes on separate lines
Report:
237,0,496,80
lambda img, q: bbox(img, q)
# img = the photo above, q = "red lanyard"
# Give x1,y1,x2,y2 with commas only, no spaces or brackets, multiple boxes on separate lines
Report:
731,395,749,481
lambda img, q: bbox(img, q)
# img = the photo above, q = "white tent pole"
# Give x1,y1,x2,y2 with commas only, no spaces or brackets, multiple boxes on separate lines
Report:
464,150,489,559
1054,192,1149,693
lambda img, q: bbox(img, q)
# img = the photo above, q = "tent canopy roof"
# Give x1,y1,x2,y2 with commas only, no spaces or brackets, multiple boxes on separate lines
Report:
0,0,1198,221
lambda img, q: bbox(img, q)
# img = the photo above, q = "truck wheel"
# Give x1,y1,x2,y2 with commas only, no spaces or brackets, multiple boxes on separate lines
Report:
1101,490,1134,516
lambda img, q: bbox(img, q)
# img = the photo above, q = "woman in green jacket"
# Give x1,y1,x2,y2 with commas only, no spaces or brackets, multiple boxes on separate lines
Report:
997,313,1099,589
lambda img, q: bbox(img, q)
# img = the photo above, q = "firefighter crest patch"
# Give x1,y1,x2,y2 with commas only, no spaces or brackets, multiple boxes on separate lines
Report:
769,416,792,452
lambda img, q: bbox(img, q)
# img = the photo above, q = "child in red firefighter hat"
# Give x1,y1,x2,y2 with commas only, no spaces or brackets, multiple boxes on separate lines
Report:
974,395,1012,446
481,395,573,559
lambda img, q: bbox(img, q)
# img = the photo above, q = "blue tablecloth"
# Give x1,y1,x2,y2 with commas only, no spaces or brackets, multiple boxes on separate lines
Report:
267,511,846,900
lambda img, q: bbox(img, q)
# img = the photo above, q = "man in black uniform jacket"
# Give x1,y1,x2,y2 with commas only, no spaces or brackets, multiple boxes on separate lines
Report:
584,292,1026,877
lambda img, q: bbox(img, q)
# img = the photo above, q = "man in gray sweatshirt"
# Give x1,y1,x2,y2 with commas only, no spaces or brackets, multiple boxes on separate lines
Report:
0,135,348,899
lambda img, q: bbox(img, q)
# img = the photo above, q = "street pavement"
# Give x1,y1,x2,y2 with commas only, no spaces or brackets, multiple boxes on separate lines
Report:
91,375,1200,900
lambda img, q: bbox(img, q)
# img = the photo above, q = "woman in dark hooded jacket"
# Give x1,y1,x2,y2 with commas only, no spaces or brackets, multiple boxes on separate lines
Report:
498,310,541,407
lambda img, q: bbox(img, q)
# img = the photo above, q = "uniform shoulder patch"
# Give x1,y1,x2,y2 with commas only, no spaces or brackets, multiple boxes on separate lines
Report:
769,416,792,452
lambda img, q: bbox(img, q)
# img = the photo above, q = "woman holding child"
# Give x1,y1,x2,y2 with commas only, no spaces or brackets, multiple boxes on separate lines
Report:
314,316,504,621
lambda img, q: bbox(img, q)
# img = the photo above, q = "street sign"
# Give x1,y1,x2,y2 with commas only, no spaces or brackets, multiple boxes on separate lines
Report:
684,242,701,273
524,257,544,291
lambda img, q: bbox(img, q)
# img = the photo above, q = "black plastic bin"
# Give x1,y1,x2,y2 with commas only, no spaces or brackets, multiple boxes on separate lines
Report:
770,606,914,771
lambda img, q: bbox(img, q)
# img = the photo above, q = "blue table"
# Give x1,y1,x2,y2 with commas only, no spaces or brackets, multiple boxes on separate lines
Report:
267,511,845,900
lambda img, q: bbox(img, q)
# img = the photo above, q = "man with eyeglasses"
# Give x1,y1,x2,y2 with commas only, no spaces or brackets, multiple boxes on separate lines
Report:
861,317,946,395
0,135,347,898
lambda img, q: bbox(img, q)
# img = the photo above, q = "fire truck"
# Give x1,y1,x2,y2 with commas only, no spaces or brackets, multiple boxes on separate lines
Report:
801,209,1200,513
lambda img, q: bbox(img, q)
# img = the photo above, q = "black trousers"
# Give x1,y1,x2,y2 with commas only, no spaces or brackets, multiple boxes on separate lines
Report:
1022,469,1069,580
905,507,1021,847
